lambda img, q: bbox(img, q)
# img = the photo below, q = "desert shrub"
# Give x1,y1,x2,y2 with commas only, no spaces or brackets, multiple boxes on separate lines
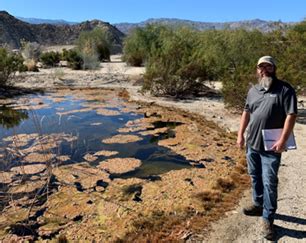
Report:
76,28,111,69
61,48,69,61
144,27,210,97
124,22,306,107
122,25,167,66
199,29,267,109
274,21,306,94
62,49,83,70
292,19,306,34
0,48,25,86
40,51,61,67
23,59,39,72
20,41,42,61
208,27,305,108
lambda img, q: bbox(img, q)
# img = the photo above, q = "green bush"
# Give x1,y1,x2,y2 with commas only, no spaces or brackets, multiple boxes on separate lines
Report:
61,48,69,61
122,25,167,66
122,28,148,66
76,28,111,69
144,27,210,97
123,22,306,108
40,51,61,67
216,30,266,109
0,48,25,86
276,21,306,94
62,49,83,70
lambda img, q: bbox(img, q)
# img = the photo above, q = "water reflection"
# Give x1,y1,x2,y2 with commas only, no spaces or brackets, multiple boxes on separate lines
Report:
0,91,192,178
0,105,28,129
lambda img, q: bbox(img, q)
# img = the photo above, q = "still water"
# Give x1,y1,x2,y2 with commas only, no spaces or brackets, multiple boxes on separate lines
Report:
0,90,191,178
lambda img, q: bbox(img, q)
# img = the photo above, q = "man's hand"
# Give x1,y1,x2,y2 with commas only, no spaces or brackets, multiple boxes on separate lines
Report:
271,139,286,153
237,111,250,150
271,114,297,153
237,135,245,149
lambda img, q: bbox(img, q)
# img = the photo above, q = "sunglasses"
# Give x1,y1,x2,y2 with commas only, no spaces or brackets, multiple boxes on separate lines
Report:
257,64,274,69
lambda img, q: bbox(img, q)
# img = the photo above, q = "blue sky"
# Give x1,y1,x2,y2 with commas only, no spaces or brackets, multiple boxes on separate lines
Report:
1,0,305,23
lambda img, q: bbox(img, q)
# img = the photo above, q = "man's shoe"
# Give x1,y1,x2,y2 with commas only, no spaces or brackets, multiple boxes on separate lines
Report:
242,204,263,216
262,220,275,241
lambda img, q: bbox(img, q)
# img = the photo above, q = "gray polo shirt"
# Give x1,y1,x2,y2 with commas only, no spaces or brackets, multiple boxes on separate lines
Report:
244,79,297,151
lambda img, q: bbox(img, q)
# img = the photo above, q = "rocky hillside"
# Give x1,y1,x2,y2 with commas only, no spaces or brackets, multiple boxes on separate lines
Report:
0,11,125,53
115,18,294,34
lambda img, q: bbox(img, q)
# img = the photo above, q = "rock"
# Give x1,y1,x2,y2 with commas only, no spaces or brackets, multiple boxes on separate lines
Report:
58,61,68,67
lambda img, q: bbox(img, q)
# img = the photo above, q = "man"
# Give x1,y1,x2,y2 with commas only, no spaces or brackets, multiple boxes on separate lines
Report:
237,56,297,240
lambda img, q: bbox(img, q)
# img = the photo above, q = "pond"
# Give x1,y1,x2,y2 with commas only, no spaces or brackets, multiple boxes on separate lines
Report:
0,89,191,178
0,88,245,242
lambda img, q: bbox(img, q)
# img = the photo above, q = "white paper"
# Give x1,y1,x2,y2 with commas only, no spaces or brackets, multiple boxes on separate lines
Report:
262,128,297,151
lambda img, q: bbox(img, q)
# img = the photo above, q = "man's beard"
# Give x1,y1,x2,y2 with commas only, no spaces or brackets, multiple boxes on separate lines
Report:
258,76,273,90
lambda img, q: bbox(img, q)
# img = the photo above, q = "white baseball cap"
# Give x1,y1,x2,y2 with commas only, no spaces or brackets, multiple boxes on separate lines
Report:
257,56,276,67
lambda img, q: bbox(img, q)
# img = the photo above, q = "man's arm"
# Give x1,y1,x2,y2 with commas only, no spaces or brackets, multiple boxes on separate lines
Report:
271,114,297,153
237,111,250,149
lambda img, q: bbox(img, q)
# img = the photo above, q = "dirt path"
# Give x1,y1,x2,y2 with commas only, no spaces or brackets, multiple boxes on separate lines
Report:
184,122,306,242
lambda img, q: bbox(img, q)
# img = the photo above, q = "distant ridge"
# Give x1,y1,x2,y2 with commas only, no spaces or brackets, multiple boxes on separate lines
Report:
0,11,124,53
17,16,78,25
1,12,299,51
114,18,295,34
14,15,295,35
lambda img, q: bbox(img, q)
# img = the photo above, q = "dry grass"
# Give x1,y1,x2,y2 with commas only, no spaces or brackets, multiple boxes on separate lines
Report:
119,153,250,242
213,177,235,193
196,189,223,211
118,88,130,100
23,59,38,72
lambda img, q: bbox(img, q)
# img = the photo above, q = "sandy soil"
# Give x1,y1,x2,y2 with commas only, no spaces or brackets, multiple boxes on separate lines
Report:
11,55,306,242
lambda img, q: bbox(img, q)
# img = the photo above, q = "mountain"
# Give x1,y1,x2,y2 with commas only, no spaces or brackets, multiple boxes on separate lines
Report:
17,17,78,25
0,11,297,52
0,11,125,53
114,18,293,34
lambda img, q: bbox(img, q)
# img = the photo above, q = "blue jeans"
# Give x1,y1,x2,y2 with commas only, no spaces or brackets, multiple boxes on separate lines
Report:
246,146,282,223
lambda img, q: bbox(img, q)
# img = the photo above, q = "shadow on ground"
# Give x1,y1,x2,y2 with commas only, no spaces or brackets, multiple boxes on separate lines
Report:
0,86,44,98
297,108,306,124
275,213,306,241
